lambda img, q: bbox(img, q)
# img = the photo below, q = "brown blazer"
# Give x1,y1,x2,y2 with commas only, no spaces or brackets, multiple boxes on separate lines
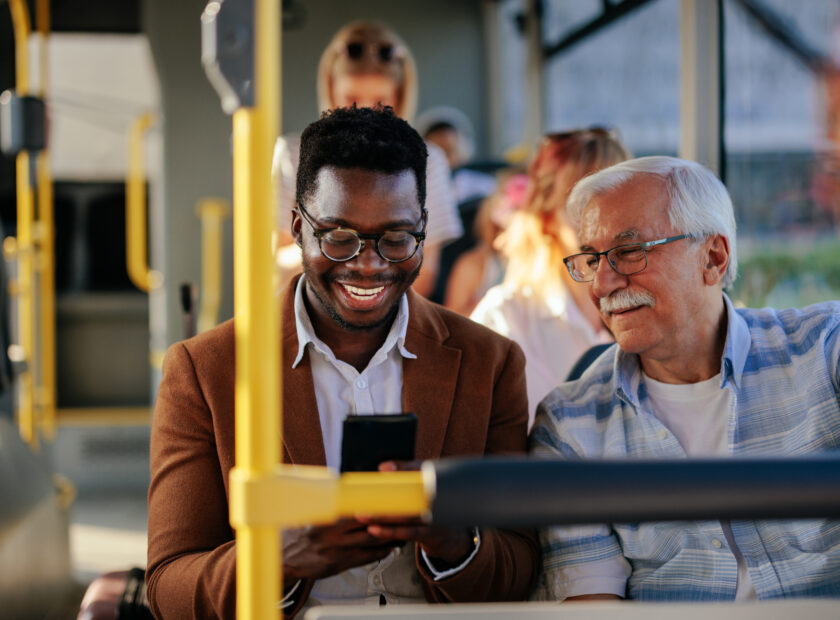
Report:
147,277,539,619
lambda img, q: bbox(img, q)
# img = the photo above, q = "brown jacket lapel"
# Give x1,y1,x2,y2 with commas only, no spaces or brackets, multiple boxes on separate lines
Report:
280,276,327,466
402,290,462,460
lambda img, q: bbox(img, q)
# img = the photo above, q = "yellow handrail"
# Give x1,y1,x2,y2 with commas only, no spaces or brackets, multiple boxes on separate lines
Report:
35,0,56,440
230,0,281,615
9,0,37,449
126,112,160,293
196,197,230,333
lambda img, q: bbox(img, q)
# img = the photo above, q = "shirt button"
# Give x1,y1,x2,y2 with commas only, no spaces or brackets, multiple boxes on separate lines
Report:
356,378,367,389
657,429,668,440
712,538,723,548
373,575,382,586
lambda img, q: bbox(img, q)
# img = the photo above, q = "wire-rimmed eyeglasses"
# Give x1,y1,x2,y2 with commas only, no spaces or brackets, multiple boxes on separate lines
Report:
563,234,699,282
295,202,426,263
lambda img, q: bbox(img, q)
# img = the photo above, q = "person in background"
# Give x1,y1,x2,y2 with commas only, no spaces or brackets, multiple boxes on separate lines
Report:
416,105,498,204
471,128,630,427
444,171,527,316
273,21,462,297
533,155,840,601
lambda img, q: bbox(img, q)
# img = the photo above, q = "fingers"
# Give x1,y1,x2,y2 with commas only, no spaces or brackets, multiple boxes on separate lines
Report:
378,459,423,472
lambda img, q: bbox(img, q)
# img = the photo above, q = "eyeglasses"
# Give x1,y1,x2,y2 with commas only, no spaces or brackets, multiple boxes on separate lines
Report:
345,41,398,63
563,234,699,282
295,202,426,263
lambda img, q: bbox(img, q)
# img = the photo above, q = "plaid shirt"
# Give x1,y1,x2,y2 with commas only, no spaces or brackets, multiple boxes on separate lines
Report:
532,294,840,601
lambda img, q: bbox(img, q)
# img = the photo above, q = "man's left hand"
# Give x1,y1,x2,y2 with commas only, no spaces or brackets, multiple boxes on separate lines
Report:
356,460,476,566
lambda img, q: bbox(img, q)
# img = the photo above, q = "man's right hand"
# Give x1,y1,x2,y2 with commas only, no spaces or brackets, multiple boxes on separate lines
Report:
282,518,400,581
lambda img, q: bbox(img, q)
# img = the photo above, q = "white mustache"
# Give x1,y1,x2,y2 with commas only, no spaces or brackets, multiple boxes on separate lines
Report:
600,289,656,314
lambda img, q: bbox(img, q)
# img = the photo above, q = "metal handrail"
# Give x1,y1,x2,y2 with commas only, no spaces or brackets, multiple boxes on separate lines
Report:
8,0,37,449
126,112,160,293
35,0,56,441
196,197,230,333
227,0,282,616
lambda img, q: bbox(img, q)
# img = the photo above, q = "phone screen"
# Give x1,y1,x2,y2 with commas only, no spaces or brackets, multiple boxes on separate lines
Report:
340,413,417,472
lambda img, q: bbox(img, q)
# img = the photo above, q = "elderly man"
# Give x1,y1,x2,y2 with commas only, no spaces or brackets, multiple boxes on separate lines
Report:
532,156,840,601
147,106,538,619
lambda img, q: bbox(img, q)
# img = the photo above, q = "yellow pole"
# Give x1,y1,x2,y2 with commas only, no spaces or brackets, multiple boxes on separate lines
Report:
231,0,281,617
196,198,230,334
126,112,160,293
9,0,37,448
35,0,56,440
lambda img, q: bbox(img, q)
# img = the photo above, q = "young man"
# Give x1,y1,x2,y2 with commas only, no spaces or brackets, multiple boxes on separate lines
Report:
147,106,538,618
533,156,840,601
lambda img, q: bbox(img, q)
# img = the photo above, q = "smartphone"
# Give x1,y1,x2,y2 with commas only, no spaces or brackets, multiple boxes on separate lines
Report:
340,413,417,473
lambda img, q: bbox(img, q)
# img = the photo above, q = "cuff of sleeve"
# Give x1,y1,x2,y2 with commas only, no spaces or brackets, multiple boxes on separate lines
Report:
278,579,302,610
421,527,481,581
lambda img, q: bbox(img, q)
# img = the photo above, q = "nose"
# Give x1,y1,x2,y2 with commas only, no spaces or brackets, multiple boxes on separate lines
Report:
347,240,388,274
590,255,628,302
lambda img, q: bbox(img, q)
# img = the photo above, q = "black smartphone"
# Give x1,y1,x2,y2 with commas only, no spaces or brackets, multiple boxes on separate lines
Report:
340,413,417,473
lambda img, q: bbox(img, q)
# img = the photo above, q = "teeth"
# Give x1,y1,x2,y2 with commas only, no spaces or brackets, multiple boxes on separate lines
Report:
343,284,384,298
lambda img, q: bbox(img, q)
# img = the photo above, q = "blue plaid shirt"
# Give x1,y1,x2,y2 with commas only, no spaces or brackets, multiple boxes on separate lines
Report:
531,294,840,601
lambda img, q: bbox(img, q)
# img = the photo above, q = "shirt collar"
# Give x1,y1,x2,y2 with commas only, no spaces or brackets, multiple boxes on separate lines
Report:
719,292,750,389
614,292,748,406
292,275,416,369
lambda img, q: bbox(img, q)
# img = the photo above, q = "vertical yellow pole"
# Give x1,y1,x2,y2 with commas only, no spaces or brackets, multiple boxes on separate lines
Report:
35,0,56,440
232,0,281,618
9,0,37,448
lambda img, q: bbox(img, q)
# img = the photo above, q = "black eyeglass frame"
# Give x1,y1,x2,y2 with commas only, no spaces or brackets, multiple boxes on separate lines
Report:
563,233,700,282
295,201,427,263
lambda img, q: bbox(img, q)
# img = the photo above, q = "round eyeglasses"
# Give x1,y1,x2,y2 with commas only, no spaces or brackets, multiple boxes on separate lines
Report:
345,41,398,63
295,202,426,263
563,234,699,282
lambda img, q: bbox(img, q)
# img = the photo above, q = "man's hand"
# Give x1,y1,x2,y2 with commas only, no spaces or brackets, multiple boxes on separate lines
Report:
358,461,476,567
282,519,400,581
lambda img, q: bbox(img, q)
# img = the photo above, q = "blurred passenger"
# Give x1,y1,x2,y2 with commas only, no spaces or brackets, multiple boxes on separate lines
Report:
273,21,462,297
444,171,527,316
147,107,538,618
471,128,630,427
416,106,498,203
534,156,840,601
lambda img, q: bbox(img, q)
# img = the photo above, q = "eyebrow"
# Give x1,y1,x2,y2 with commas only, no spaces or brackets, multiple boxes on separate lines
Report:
314,214,420,230
579,228,640,252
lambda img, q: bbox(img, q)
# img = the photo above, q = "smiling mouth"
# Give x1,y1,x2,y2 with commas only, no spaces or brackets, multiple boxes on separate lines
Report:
337,283,389,309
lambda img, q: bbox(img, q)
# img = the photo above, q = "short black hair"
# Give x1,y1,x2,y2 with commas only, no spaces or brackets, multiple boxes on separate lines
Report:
297,105,427,208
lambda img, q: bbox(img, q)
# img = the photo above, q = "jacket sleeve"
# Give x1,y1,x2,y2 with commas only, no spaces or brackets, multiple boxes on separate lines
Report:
146,342,238,619
419,340,540,602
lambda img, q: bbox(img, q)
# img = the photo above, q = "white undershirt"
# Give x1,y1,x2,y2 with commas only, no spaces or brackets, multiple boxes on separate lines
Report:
644,372,757,601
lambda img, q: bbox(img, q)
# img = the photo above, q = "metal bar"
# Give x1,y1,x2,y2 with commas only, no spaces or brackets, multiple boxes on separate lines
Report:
196,198,230,334
430,457,840,527
126,112,159,293
679,0,721,175
35,0,55,440
230,0,281,616
542,0,656,60
56,407,151,427
9,0,37,449
734,0,831,74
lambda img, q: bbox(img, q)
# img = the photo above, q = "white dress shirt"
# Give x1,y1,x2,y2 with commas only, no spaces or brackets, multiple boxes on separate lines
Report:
290,277,478,611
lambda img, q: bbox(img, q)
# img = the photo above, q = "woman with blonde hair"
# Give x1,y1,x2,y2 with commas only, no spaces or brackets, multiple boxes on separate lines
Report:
471,128,631,427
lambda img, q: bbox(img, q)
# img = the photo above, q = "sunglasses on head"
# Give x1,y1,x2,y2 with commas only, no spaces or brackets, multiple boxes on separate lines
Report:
345,41,397,63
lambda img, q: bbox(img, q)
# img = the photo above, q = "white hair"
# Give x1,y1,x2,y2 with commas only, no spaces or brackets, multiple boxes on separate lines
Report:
566,156,738,288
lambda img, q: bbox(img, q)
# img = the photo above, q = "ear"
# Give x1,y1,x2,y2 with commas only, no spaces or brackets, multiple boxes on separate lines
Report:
702,234,730,286
291,209,303,248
